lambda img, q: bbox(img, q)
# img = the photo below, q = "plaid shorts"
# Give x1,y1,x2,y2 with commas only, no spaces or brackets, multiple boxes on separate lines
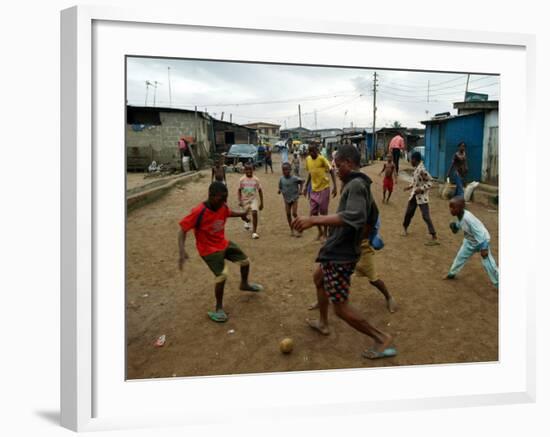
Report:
320,262,355,303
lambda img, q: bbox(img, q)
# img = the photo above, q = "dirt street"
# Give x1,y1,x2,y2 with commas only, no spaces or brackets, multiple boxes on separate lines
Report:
126,154,498,379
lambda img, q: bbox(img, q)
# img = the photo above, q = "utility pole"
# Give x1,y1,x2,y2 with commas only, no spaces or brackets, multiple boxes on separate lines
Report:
167,67,172,107
298,104,302,128
230,113,232,123
152,81,159,107
314,109,318,130
372,71,378,160
465,74,471,101
221,111,224,121
145,80,152,106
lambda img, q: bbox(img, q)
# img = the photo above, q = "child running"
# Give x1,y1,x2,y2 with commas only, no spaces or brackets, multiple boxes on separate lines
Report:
178,182,263,323
380,154,397,203
293,144,397,360
278,162,304,237
238,163,264,239
211,155,227,185
445,196,499,287
402,151,439,245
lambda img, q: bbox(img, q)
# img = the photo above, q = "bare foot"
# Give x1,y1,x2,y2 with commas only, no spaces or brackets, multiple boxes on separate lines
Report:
400,230,408,237
308,301,319,310
306,319,330,335
444,273,455,280
386,297,397,313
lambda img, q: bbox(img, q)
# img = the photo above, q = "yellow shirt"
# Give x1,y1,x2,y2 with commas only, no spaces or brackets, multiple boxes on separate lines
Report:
306,155,332,192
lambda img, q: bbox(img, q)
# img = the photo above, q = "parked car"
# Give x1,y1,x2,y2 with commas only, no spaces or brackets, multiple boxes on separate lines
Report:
407,146,425,162
225,144,260,168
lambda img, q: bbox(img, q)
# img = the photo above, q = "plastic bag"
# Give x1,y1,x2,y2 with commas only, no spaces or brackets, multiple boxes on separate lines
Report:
464,181,480,202
441,177,454,200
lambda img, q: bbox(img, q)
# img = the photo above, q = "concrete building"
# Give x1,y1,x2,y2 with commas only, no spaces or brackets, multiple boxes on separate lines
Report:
242,122,280,145
213,120,258,153
280,127,311,142
126,106,214,171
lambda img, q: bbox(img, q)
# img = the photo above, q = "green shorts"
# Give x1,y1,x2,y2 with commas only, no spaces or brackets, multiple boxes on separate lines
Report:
201,241,249,277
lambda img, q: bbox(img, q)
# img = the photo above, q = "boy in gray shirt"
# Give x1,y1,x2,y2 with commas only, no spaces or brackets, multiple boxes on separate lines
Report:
278,162,304,237
293,145,397,359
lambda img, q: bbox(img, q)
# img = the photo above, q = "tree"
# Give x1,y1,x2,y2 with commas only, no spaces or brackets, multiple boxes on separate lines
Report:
391,121,402,128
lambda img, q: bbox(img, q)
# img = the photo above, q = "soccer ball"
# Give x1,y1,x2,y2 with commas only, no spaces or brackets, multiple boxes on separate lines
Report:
279,338,294,354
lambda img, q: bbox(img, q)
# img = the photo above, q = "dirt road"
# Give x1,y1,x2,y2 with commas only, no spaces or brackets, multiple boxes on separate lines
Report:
126,154,498,379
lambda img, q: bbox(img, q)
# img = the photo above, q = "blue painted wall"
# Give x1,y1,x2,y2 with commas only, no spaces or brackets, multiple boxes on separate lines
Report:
424,112,484,182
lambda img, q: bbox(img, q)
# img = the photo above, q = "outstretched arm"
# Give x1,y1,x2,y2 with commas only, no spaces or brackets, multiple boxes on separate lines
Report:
303,174,311,196
292,213,345,232
259,188,264,210
329,168,338,197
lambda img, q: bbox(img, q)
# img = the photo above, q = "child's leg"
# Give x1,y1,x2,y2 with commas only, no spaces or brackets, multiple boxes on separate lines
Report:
214,280,226,311
284,202,293,233
382,188,387,202
332,301,393,351
307,264,330,334
480,248,499,287
386,188,393,202
369,279,397,313
402,198,417,232
252,210,258,233
448,240,475,277
418,203,437,239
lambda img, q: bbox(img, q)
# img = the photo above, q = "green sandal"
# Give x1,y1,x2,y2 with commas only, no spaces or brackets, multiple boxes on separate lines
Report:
207,310,228,323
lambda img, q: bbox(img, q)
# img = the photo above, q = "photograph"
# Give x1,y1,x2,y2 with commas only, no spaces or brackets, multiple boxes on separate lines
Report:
125,56,500,380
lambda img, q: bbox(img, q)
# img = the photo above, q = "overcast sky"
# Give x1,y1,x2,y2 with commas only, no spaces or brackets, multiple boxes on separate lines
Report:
126,57,500,130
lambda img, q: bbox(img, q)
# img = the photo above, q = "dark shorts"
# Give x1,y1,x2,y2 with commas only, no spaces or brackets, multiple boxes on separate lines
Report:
320,262,355,303
265,158,272,165
201,241,248,277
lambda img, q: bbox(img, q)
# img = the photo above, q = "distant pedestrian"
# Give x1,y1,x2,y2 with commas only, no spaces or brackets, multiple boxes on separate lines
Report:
278,162,304,237
177,181,263,323
264,144,273,173
379,154,397,203
178,136,189,170
402,151,439,245
447,142,468,197
445,196,498,287
281,140,290,163
388,132,405,174
291,151,301,177
211,155,227,185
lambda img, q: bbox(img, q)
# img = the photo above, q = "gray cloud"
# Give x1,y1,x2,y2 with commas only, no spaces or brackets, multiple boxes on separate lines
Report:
127,57,499,129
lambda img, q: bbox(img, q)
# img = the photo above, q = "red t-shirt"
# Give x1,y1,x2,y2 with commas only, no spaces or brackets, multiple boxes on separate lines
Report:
179,203,231,257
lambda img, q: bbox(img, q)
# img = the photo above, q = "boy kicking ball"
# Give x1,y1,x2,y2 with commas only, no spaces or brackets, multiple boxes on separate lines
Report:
445,196,499,287
178,182,264,323
293,145,397,359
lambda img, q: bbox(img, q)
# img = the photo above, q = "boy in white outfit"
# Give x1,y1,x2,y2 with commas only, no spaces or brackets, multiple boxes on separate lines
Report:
445,196,499,288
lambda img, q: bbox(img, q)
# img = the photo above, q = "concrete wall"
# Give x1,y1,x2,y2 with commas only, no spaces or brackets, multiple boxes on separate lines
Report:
126,112,213,171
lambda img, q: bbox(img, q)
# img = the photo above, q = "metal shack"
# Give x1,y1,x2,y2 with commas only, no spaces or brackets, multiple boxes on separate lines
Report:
421,112,485,182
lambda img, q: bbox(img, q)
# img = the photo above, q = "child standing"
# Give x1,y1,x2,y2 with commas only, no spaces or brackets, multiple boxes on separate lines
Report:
238,163,264,239
278,162,304,237
211,156,227,185
178,182,263,323
445,196,499,287
380,154,397,203
402,151,439,245
293,145,397,359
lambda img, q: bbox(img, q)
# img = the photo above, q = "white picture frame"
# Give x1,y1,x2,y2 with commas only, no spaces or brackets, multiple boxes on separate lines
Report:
61,5,536,432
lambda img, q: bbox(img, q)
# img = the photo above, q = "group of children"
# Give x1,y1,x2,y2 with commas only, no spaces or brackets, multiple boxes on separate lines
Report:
178,142,498,359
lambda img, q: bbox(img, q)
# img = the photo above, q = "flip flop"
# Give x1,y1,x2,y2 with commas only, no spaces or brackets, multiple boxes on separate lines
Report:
207,310,228,323
241,283,263,292
362,347,397,359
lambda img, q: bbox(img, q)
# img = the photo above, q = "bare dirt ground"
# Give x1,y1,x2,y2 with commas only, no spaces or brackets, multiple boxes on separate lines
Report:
126,154,498,380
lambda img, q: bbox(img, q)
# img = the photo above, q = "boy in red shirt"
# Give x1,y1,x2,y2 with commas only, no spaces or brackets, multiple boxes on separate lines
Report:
178,182,263,323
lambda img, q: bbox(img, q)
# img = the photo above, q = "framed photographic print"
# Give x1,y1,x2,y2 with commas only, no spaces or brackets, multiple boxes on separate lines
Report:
61,5,536,432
